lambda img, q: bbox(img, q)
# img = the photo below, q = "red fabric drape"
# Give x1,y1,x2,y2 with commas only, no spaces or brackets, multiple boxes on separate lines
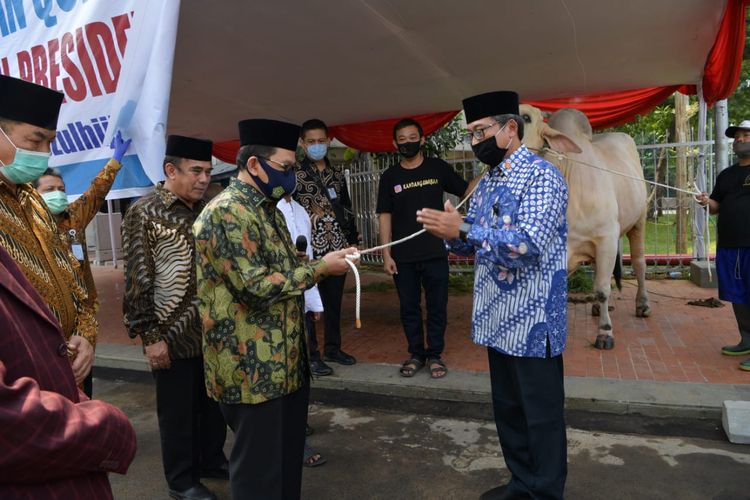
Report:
328,111,458,153
213,0,748,158
213,140,242,164
694,0,750,105
526,86,682,129
212,111,458,161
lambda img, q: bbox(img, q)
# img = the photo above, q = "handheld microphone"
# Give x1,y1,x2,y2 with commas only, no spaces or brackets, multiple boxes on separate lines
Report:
295,235,307,253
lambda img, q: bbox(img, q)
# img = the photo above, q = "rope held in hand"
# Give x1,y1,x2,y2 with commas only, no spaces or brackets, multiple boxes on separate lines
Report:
345,147,709,328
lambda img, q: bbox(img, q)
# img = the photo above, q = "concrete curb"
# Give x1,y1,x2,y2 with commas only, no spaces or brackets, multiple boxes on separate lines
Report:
94,344,750,420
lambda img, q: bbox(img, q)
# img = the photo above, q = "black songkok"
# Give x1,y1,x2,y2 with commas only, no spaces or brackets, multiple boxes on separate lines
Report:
238,119,301,152
165,135,213,161
462,91,520,124
0,75,64,130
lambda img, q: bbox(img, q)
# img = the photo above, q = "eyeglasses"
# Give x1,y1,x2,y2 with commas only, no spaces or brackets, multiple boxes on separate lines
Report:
260,157,296,172
461,122,501,143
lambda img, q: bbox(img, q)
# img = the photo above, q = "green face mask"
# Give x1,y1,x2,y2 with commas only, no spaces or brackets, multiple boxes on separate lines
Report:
41,190,69,215
0,128,51,184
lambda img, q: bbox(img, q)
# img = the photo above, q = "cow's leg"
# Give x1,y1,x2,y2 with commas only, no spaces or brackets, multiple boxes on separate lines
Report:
593,237,618,350
627,217,651,318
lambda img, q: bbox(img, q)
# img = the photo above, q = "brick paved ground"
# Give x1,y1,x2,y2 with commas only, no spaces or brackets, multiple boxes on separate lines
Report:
93,266,748,384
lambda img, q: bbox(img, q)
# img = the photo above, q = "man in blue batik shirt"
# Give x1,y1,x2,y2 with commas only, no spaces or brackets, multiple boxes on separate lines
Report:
417,91,568,500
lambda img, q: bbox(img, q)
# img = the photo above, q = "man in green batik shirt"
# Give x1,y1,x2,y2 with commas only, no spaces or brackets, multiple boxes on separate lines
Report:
193,118,356,500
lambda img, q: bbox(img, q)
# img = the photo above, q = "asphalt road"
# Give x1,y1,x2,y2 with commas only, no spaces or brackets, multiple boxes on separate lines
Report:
96,378,749,500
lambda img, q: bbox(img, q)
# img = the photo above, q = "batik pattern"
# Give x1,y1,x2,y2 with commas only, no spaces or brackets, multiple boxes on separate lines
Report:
194,178,327,404
0,179,96,345
447,145,568,357
121,183,204,359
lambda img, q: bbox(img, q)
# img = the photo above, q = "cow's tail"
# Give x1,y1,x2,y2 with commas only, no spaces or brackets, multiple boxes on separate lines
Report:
613,241,623,291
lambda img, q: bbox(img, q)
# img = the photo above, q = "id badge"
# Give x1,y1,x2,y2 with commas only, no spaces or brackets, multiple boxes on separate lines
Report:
71,243,84,261
327,187,338,200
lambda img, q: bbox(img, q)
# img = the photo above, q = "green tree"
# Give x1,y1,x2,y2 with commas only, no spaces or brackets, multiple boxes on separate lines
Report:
727,15,750,124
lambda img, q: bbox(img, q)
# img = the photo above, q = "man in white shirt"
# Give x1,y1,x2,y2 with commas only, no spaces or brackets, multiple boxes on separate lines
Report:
276,195,329,377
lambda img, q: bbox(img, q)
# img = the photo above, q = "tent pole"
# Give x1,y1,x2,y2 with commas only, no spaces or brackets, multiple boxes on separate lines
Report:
715,99,730,172
693,84,707,260
107,199,118,268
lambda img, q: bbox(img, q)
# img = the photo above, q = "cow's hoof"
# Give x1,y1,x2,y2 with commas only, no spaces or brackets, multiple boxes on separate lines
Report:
591,304,600,316
594,334,615,350
636,305,652,318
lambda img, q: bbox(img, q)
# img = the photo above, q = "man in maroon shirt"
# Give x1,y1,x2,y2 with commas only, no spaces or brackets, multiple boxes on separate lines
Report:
0,243,137,498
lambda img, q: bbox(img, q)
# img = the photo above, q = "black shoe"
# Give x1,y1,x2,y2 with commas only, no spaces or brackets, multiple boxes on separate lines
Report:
311,359,333,376
168,484,217,500
324,350,357,365
199,462,229,480
480,484,531,500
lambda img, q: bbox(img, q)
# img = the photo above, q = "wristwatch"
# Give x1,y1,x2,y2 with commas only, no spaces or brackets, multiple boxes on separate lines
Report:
458,222,472,242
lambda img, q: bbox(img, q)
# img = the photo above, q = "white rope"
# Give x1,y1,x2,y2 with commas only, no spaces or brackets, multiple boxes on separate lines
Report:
538,147,712,280
692,181,713,282
344,166,488,328
536,148,700,196
345,146,711,328
344,256,362,328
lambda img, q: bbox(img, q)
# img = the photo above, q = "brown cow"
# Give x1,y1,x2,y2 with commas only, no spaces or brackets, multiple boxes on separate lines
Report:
519,104,651,349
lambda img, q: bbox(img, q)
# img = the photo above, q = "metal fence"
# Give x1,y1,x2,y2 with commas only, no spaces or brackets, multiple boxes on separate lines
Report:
342,141,721,273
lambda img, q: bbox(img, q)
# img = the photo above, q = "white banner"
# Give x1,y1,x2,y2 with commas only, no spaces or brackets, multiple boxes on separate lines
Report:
0,0,181,199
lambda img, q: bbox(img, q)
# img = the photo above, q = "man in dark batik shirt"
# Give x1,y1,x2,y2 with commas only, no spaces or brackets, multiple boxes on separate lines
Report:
294,118,359,375
122,135,227,500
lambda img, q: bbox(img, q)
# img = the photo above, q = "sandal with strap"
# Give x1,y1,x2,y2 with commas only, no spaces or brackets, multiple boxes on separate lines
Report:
303,442,327,468
399,358,424,378
427,358,448,379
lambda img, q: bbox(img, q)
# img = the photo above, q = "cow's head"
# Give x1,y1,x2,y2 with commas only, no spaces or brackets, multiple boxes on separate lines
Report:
519,104,582,154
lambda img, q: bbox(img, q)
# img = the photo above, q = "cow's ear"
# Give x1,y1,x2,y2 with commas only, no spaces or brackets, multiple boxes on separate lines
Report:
541,123,582,154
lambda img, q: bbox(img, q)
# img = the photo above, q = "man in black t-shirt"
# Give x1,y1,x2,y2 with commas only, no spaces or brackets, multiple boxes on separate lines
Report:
697,120,750,372
376,118,468,379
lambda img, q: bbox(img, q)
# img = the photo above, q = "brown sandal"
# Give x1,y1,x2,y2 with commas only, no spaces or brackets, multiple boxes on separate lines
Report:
399,358,424,377
428,358,447,379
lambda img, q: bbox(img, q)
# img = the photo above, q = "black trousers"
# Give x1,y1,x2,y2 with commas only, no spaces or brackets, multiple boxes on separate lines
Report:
392,258,449,361
82,369,93,398
314,274,347,357
732,302,750,346
154,357,228,491
487,347,567,500
220,384,310,500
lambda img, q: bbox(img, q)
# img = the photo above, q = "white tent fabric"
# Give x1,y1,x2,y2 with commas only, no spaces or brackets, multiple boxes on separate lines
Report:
166,0,727,140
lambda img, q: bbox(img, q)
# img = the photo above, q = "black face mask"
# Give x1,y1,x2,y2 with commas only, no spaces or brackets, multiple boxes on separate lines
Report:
397,140,421,159
733,141,750,158
472,135,508,167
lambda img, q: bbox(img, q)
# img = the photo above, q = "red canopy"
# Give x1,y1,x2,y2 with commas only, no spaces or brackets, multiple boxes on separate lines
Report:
209,0,748,160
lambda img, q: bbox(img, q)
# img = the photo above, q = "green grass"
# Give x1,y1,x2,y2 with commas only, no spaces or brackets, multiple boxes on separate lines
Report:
621,213,717,255
568,267,594,293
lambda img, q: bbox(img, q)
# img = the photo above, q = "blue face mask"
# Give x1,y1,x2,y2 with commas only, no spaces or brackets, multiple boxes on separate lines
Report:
306,143,327,161
0,128,51,184
251,157,297,200
41,190,69,215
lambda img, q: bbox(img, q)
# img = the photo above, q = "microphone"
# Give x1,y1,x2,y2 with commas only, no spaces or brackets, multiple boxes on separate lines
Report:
295,235,307,253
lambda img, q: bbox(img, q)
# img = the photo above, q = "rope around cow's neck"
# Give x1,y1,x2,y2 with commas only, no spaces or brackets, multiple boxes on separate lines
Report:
534,148,711,281
344,147,711,328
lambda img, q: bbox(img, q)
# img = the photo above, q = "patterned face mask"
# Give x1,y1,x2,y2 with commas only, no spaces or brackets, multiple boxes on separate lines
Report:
251,157,297,200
